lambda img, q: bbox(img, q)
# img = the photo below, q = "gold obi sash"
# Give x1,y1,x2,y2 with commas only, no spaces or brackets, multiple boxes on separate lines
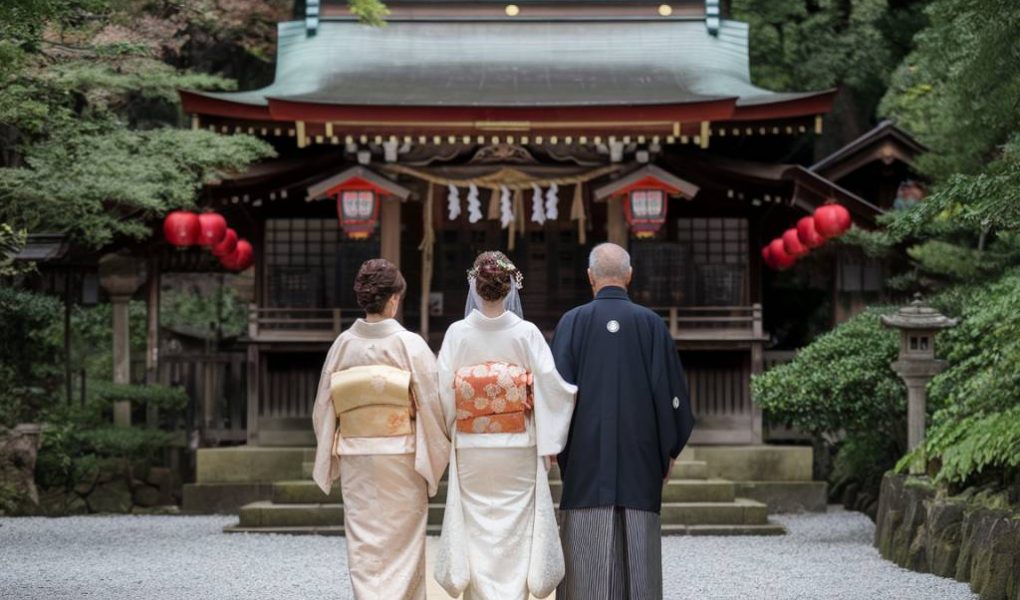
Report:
454,361,533,434
330,365,414,438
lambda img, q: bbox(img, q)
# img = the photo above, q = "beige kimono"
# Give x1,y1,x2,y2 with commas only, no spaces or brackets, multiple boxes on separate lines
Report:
312,318,451,600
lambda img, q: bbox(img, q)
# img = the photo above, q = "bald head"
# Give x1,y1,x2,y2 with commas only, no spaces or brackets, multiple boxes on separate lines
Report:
588,243,632,292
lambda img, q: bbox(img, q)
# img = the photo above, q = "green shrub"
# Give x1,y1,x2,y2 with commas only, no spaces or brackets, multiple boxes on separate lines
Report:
161,284,247,338
751,307,904,442
0,287,63,426
89,381,188,412
912,271,1020,485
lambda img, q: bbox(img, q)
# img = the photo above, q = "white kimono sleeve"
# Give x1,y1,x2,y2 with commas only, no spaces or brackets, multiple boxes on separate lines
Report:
436,331,459,434
525,325,577,457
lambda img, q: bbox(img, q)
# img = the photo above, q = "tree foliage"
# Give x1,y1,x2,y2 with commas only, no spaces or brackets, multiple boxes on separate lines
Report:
0,0,278,247
916,271,1020,484
732,0,930,142
0,287,63,427
751,307,904,442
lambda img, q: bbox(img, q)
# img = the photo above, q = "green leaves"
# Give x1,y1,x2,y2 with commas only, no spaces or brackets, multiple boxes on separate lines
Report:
732,0,929,131
0,128,274,246
751,307,904,440
348,0,391,27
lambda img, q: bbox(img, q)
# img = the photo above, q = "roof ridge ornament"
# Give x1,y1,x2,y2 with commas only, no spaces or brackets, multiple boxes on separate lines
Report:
306,0,320,36
705,0,720,36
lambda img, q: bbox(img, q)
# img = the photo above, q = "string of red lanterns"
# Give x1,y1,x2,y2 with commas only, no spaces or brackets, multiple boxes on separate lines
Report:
762,203,852,271
162,210,253,271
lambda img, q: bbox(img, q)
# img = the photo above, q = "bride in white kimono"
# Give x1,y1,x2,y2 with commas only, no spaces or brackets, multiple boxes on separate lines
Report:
434,251,577,600
311,259,450,600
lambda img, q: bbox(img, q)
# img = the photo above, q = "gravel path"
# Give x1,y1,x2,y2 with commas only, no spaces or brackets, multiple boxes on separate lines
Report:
0,507,976,600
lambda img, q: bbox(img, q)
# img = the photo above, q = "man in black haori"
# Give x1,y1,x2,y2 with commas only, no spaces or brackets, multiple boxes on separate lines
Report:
551,242,695,600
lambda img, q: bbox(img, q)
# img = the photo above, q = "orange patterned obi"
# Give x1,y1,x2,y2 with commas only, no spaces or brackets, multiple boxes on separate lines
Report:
454,361,533,434
330,365,414,438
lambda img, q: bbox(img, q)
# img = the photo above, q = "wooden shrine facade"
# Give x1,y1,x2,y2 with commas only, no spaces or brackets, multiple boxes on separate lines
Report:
176,1,902,446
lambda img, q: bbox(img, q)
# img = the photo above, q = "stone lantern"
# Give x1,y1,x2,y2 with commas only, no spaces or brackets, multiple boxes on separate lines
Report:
98,252,147,427
881,295,957,474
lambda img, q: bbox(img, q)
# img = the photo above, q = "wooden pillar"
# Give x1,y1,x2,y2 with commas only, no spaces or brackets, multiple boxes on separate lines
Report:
380,197,401,269
750,304,765,443
110,295,132,424
606,198,629,247
380,196,404,321
63,271,72,405
144,260,161,427
246,344,261,446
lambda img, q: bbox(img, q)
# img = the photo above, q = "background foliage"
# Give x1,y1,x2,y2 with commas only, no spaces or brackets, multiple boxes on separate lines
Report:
732,0,930,152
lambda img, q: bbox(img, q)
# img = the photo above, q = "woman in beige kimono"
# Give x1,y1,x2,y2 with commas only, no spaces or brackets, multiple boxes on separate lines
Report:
311,258,451,600
434,251,577,600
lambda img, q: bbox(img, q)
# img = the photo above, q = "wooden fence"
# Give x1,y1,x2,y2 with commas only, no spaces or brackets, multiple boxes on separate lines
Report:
158,352,247,445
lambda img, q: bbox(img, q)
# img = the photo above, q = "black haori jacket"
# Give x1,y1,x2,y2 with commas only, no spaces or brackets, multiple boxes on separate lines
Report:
551,286,695,513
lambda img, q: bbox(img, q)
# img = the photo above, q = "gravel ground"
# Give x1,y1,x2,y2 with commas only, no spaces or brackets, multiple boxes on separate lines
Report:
0,507,976,600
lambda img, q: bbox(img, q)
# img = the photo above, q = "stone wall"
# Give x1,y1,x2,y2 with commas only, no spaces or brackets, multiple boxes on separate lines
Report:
874,472,1020,600
27,466,181,516
0,424,43,513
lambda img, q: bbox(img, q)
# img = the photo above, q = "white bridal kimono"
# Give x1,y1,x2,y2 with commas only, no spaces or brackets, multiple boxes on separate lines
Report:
311,318,451,600
434,310,577,600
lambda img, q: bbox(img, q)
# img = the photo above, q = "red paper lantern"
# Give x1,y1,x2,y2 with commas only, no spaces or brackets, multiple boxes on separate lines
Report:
624,189,668,238
783,228,809,257
211,228,238,257
814,204,852,238
769,238,796,270
197,212,228,247
163,211,200,247
796,216,825,249
761,245,777,269
221,239,253,271
338,190,379,239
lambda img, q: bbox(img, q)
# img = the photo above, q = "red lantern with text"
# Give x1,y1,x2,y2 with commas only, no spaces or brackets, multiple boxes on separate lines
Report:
796,216,825,249
197,212,228,247
338,189,379,240
762,245,776,269
624,189,668,238
163,211,200,247
814,204,852,238
769,238,796,270
783,228,809,258
212,228,238,257
221,239,253,271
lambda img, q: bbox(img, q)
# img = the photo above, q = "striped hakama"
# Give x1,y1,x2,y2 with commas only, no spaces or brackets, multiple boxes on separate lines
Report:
557,506,663,600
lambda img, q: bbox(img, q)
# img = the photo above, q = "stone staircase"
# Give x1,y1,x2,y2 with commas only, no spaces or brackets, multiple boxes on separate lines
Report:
224,456,785,536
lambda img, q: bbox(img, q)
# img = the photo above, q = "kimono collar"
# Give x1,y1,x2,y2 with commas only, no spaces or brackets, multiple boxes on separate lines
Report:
465,308,523,331
595,286,631,301
349,318,406,339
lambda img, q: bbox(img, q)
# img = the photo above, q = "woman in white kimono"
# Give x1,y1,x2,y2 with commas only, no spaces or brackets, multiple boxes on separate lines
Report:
311,258,450,600
434,251,577,600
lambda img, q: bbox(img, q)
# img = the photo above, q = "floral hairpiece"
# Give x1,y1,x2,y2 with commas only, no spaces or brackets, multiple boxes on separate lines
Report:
466,256,525,290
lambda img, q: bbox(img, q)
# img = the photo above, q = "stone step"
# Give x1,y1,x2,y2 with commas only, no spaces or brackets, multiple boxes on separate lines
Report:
272,478,735,506
545,460,707,481
237,498,768,529
662,523,787,536
301,461,314,480
661,498,768,525
223,522,783,534
223,523,786,536
224,524,445,536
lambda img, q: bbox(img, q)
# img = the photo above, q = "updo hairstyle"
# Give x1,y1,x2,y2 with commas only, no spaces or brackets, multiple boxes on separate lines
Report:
471,251,522,302
353,258,406,314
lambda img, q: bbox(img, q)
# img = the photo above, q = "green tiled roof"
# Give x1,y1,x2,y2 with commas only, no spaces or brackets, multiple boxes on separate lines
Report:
191,18,825,108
